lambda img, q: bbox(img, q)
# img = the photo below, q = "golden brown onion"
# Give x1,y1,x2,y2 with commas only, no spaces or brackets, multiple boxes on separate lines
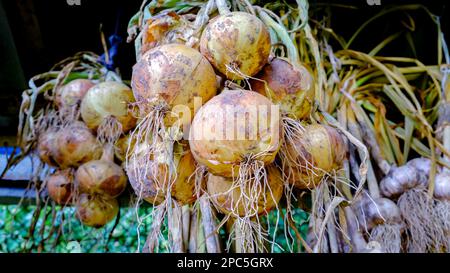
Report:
37,131,59,167
53,121,102,169
250,58,315,120
80,81,136,132
189,90,282,177
76,194,119,228
46,169,74,205
207,165,283,217
55,79,94,109
131,43,217,124
76,145,127,199
282,124,346,189
200,12,271,80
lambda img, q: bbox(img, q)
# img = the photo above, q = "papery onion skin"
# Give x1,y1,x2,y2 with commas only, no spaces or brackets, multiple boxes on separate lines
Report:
53,121,102,169
37,131,59,167
56,79,94,109
131,44,217,125
47,169,74,205
76,194,119,228
283,124,346,189
200,12,271,80
80,81,136,132
206,165,283,217
114,134,135,162
189,90,282,177
171,146,199,205
250,58,315,120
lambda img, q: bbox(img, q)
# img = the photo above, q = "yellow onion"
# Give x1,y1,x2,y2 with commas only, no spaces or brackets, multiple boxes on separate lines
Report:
114,134,135,162
207,165,283,217
126,142,198,205
131,43,217,125
80,81,136,132
46,169,74,205
76,194,119,228
282,124,346,189
55,79,94,109
53,121,102,169
200,12,271,80
189,89,282,177
76,145,127,199
37,131,59,167
250,57,315,120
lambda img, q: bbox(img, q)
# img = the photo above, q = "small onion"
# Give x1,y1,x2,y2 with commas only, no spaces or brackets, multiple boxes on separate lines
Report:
283,124,346,189
434,171,450,201
171,144,199,205
76,194,119,228
131,43,217,124
76,145,127,199
189,90,282,177
206,165,283,217
46,169,74,205
114,134,135,162
37,131,59,167
80,81,136,132
200,12,271,80
250,57,315,120
53,121,102,169
55,79,94,109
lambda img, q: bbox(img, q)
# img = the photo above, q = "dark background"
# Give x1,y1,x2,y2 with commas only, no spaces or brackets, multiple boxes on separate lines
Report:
0,0,448,137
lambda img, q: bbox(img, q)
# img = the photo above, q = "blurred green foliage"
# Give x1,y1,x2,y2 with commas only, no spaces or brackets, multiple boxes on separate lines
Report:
0,204,308,253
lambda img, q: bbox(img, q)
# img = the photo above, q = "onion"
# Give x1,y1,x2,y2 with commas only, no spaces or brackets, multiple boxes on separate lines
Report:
206,165,283,217
37,131,59,167
46,169,74,205
189,89,282,177
53,121,102,169
126,142,199,205
114,134,135,162
76,145,127,199
200,12,271,80
434,171,450,201
76,194,119,228
80,81,136,132
55,79,94,109
282,124,346,189
250,57,315,120
131,43,217,126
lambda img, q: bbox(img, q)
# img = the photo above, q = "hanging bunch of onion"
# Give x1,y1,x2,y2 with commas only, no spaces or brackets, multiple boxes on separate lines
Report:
379,157,447,252
128,43,217,189
126,139,199,206
46,169,75,205
352,192,404,253
200,11,271,80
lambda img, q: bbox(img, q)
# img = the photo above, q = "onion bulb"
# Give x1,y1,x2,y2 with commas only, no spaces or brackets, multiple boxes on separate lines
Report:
55,79,94,109
200,12,271,80
131,43,217,125
37,131,59,167
114,134,135,162
46,169,74,205
250,57,315,120
76,145,127,199
80,81,136,132
434,171,450,201
282,124,346,189
76,194,119,228
53,121,102,169
354,195,402,230
126,142,198,205
206,165,283,217
189,89,282,177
